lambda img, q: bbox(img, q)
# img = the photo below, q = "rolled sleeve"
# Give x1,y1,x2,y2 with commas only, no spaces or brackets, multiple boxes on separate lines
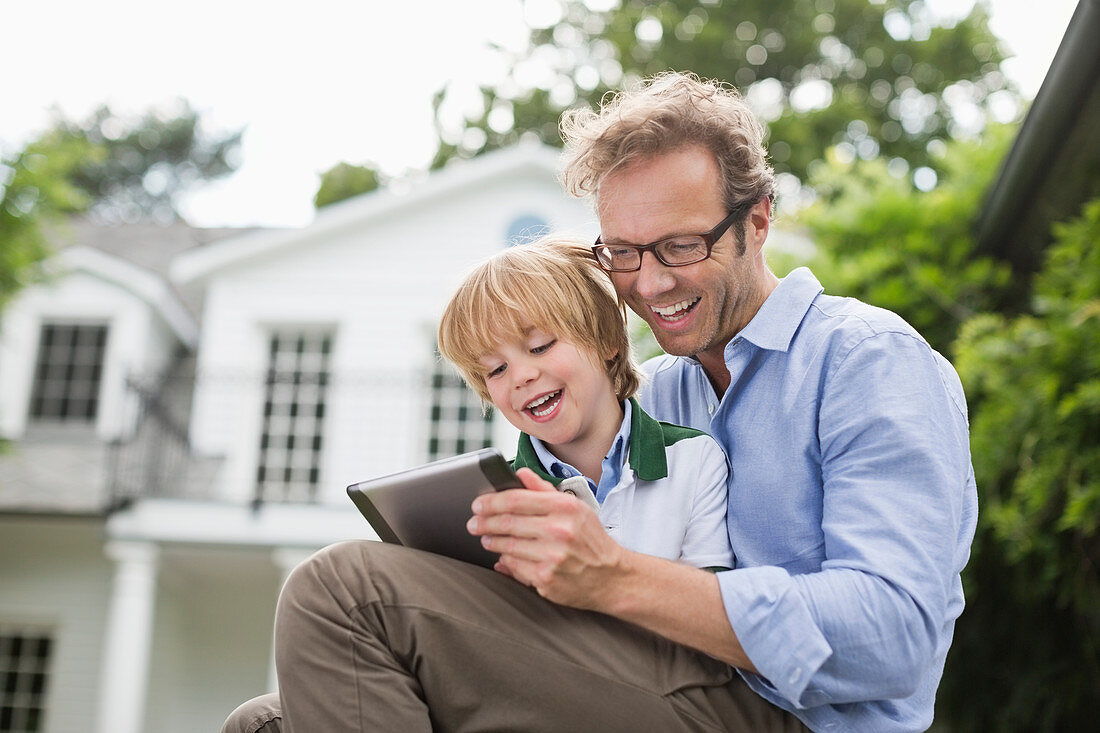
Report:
717,566,833,706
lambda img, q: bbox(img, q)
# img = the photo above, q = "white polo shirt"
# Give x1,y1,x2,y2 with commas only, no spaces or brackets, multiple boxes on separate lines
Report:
512,398,734,569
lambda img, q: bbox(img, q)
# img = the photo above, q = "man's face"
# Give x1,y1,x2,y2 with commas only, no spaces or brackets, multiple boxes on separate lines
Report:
596,146,766,361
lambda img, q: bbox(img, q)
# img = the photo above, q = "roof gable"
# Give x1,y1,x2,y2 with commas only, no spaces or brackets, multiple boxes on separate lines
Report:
54,246,199,347
171,142,567,285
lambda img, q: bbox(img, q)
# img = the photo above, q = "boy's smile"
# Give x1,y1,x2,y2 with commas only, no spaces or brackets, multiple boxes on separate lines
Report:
479,325,623,468
524,389,563,419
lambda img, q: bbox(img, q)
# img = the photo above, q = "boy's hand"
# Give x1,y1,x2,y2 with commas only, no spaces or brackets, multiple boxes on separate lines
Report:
467,467,627,609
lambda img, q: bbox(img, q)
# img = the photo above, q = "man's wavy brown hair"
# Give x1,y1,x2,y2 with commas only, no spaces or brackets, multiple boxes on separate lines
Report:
561,71,776,250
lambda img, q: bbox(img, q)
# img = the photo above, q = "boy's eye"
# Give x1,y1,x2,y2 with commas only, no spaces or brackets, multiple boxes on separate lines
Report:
531,339,557,355
485,364,506,378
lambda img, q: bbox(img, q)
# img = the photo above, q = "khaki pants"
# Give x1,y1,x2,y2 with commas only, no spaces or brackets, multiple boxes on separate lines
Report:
222,541,809,733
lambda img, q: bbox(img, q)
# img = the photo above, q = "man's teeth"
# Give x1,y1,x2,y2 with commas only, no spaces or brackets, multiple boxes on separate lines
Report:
526,390,562,416
651,298,699,320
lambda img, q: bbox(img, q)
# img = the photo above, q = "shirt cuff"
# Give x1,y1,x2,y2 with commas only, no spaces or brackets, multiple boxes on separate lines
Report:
717,566,833,707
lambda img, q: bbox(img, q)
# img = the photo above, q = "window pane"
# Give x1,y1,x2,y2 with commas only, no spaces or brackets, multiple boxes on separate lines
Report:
29,323,108,423
256,331,333,503
0,625,52,733
426,354,494,461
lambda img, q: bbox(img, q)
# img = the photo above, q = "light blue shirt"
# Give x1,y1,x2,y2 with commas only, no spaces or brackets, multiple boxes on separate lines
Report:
638,268,978,733
530,400,631,504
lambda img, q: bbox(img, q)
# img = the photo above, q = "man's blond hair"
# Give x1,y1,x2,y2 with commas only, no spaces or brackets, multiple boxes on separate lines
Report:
438,236,641,405
561,71,776,250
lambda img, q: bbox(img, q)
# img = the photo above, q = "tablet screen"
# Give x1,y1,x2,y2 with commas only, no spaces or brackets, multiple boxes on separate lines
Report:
346,448,521,568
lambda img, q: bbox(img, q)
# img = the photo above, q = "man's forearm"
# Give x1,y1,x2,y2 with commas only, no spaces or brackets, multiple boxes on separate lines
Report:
596,551,758,673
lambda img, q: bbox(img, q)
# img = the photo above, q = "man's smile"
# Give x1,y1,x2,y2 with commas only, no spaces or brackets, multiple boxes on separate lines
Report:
649,297,701,323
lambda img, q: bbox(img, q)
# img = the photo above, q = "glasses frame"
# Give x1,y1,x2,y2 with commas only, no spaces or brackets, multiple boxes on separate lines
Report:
591,207,745,273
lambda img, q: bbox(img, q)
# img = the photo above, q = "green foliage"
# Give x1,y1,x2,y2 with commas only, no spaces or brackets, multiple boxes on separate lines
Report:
799,124,1017,354
431,0,1017,182
313,162,382,208
0,131,95,310
939,199,1100,731
0,100,240,316
50,100,242,222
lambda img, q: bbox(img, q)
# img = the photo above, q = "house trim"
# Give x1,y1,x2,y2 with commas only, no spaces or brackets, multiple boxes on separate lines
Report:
171,141,567,285
58,246,199,348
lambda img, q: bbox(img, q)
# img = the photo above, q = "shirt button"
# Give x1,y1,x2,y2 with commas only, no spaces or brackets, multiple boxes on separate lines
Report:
708,403,716,415
788,668,802,685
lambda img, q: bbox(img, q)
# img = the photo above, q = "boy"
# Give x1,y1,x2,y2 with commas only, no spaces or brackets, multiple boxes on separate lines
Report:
438,236,733,569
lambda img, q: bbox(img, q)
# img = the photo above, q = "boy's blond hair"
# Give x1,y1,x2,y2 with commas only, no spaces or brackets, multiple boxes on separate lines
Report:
438,235,641,405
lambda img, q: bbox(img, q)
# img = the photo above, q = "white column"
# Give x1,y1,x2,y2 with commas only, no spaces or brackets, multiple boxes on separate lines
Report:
267,547,315,693
97,540,160,733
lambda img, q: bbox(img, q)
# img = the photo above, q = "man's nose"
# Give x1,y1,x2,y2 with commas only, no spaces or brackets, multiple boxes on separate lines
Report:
634,250,676,297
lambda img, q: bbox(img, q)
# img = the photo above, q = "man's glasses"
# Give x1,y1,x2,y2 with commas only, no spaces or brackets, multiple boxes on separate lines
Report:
591,207,744,273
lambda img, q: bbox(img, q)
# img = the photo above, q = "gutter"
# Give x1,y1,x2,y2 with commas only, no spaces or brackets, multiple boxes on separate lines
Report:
974,0,1100,261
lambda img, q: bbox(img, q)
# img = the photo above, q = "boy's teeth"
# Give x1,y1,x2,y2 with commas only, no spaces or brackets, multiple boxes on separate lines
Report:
526,390,562,415
652,298,699,317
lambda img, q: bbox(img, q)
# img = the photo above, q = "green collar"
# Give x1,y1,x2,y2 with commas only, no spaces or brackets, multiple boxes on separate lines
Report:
511,398,703,482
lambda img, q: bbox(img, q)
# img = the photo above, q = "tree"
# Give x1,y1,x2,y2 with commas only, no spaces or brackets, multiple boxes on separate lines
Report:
798,123,1016,352
0,130,94,311
313,162,383,208
430,0,1018,187
0,101,242,317
49,99,242,223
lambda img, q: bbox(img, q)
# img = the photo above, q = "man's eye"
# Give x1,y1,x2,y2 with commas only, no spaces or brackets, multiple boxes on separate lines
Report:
531,340,557,355
666,239,703,253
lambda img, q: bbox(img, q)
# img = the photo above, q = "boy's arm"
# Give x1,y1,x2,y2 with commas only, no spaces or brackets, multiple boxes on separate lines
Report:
468,468,757,672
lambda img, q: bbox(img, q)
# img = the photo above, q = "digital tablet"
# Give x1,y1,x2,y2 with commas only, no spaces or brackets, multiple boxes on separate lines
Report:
346,448,523,568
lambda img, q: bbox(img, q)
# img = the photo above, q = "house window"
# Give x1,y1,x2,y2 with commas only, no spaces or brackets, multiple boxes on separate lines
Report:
28,323,108,423
256,331,332,503
505,213,549,246
0,626,52,733
427,359,493,461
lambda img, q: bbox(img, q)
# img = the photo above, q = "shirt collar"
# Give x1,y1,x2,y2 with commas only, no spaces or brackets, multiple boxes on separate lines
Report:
513,397,670,483
737,267,824,353
522,399,633,484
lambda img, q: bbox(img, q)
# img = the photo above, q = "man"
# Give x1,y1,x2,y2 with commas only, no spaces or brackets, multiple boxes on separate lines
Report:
223,72,976,733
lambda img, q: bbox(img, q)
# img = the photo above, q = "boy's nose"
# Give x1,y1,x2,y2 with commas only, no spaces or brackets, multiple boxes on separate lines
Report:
511,360,538,388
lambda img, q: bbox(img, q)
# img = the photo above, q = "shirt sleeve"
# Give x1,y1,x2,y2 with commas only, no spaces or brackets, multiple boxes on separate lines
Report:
717,331,975,707
678,436,735,569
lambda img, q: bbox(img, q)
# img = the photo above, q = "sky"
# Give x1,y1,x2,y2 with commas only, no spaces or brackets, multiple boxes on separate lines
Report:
1,0,1083,227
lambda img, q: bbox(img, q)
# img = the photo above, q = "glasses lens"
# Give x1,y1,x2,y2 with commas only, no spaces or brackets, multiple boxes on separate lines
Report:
596,245,640,271
656,237,708,265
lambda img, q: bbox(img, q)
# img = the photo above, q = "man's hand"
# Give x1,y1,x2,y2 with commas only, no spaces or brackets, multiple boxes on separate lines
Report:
467,467,627,609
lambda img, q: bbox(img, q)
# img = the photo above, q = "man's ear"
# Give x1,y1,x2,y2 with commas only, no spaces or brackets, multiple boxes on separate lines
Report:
746,198,771,255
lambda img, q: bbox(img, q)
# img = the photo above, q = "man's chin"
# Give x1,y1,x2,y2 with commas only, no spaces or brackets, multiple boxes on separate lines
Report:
650,328,702,358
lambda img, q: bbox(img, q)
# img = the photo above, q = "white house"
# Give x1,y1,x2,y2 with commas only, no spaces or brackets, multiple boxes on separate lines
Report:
0,142,598,733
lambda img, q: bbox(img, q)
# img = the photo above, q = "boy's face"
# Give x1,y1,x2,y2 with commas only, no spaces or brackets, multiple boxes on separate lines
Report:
478,324,622,453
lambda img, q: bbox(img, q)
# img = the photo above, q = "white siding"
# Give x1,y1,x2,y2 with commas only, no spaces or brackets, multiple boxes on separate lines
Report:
0,518,113,733
143,548,282,733
0,270,183,441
